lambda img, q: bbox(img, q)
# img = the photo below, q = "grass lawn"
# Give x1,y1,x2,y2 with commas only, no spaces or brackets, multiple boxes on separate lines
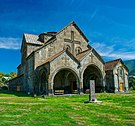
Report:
0,91,135,126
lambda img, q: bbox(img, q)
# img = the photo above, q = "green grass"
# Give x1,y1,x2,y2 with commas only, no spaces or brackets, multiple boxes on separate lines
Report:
0,91,135,126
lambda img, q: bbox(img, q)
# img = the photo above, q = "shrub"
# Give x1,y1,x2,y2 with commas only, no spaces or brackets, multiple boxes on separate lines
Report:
1,85,8,90
132,86,135,90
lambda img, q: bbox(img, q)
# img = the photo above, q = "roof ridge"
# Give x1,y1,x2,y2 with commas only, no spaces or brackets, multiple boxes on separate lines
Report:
76,48,92,61
46,50,65,63
76,48,91,56
24,33,38,36
105,58,121,63
65,49,80,64
55,21,89,42
37,49,80,69
55,21,75,36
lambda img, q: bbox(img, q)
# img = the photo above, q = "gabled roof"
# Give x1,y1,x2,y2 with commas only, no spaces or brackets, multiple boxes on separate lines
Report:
76,45,104,64
92,47,105,64
76,48,92,61
56,21,89,42
105,59,120,71
36,21,89,52
105,58,128,71
22,21,89,52
45,50,65,63
36,50,65,69
23,33,43,45
44,49,80,65
44,35,56,45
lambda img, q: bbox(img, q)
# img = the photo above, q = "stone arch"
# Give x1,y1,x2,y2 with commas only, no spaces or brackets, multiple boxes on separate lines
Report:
51,67,80,94
51,66,79,83
82,63,103,93
81,63,103,79
118,66,124,77
64,44,71,52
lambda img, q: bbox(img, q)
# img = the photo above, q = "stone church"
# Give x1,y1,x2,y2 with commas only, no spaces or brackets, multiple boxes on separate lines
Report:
9,21,129,95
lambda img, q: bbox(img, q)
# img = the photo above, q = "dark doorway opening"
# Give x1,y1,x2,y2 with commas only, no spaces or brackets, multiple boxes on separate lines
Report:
53,69,78,94
83,65,103,93
40,71,48,95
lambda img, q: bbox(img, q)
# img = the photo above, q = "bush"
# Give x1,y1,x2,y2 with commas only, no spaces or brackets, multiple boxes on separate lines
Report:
132,86,135,90
130,86,135,91
1,86,8,90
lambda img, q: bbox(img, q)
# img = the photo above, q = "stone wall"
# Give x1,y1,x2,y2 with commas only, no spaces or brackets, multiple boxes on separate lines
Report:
80,51,105,79
27,44,42,57
26,54,35,93
49,52,80,88
57,23,88,56
105,70,114,92
8,75,24,91
34,23,89,69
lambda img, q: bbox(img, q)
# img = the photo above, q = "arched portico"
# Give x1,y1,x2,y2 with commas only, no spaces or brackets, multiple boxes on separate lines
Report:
82,64,103,93
51,67,80,95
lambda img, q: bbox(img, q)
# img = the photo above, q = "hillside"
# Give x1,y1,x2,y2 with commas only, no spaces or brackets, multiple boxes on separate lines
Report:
124,59,135,75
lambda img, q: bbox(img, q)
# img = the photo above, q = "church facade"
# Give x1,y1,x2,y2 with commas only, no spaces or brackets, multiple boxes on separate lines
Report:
8,21,129,95
105,59,129,92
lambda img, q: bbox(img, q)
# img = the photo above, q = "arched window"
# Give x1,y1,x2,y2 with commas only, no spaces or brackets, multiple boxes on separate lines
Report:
75,47,82,54
118,66,124,77
65,45,71,52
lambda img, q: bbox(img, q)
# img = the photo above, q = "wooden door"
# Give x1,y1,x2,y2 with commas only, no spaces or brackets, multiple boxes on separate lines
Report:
16,85,20,91
120,83,123,91
71,81,77,93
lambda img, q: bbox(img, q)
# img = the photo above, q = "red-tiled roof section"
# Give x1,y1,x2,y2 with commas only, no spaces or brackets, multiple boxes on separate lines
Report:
105,59,121,71
45,50,65,63
76,48,92,61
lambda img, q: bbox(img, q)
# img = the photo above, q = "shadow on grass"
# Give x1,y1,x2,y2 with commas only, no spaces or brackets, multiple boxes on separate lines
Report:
84,101,90,104
0,90,29,97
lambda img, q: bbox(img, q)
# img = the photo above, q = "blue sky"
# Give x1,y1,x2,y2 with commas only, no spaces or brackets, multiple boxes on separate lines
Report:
0,0,135,73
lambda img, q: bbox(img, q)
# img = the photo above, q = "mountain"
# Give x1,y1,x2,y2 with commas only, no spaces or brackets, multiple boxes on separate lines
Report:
124,59,135,76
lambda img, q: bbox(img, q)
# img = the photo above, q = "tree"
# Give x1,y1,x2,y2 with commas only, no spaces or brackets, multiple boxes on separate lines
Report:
0,71,17,86
0,72,4,78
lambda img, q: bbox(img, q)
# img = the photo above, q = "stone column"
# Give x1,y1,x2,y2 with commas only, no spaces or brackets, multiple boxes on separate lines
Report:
79,69,83,94
102,78,106,92
79,80,84,94
48,75,54,96
124,73,129,92
114,74,119,92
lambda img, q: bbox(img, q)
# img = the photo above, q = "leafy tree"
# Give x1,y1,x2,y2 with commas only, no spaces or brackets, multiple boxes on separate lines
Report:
0,72,4,78
0,71,17,86
129,77,135,90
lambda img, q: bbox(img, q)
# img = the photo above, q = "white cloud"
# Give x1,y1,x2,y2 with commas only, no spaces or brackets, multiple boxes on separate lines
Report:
108,52,135,60
89,9,98,22
91,42,114,55
91,42,135,60
0,37,21,50
110,37,135,51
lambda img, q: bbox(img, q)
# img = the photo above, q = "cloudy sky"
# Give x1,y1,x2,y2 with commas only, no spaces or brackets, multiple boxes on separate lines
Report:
0,0,135,73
